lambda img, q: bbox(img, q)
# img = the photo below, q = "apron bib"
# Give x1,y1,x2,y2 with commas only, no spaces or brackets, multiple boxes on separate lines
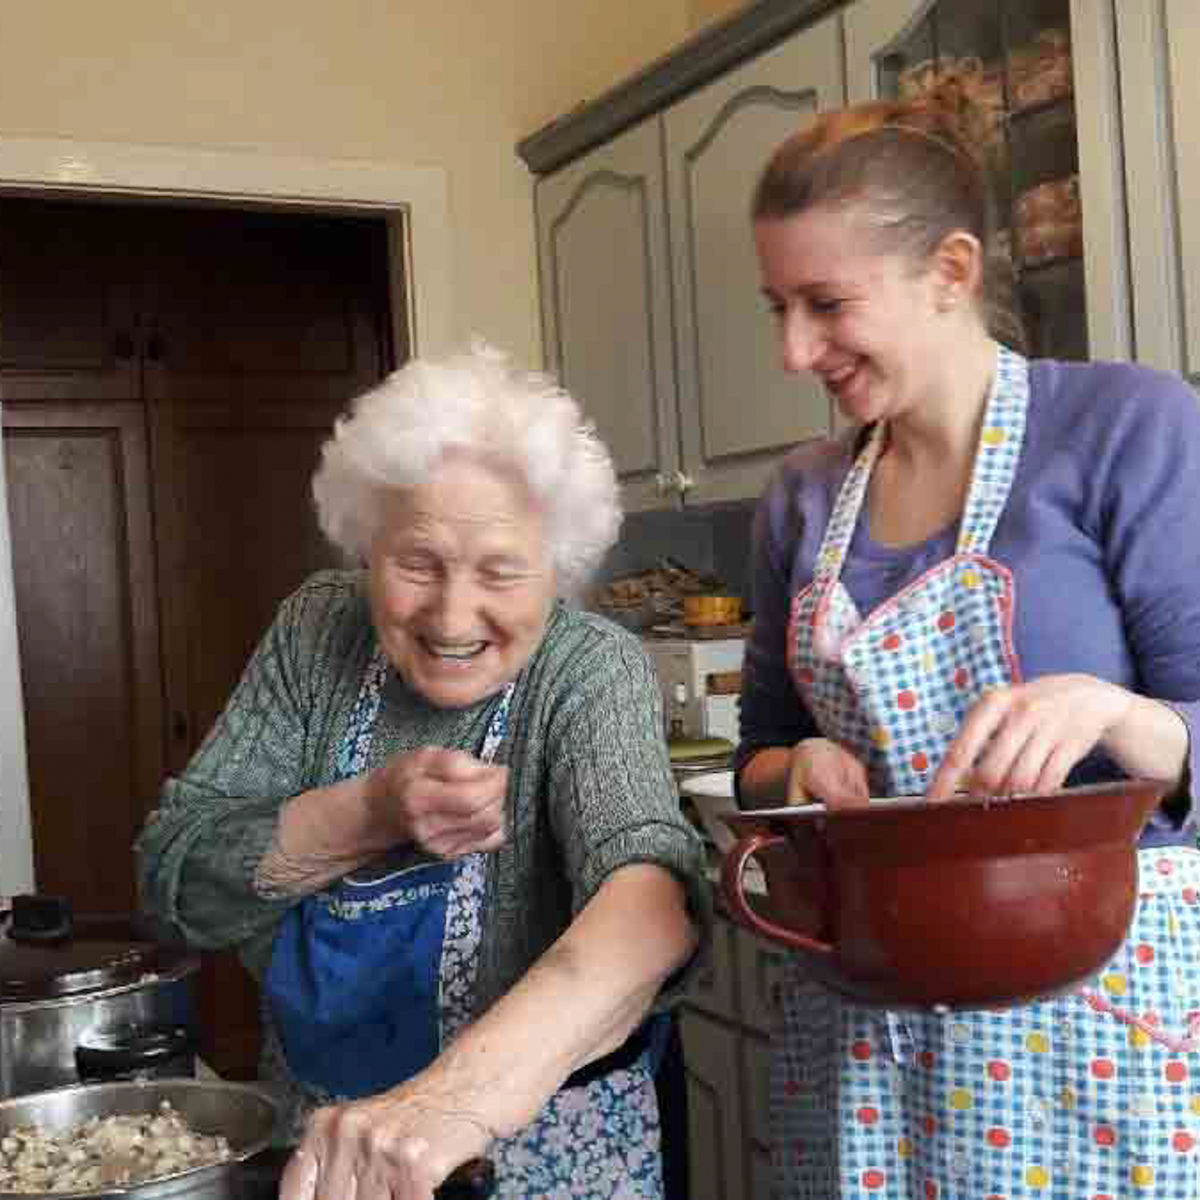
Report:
771,345,1200,1197
787,343,1026,797
265,652,511,1099
263,650,666,1197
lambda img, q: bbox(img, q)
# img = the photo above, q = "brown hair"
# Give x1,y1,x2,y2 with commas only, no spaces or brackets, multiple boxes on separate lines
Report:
752,83,1026,352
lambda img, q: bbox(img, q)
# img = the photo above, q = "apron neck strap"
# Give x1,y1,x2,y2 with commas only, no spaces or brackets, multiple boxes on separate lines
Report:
337,648,516,780
811,342,1029,583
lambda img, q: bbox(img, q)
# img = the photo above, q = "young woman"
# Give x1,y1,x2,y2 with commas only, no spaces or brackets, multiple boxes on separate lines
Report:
737,90,1200,1197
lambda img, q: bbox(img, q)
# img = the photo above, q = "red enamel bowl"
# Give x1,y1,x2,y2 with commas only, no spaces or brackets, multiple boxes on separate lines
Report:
721,780,1168,1009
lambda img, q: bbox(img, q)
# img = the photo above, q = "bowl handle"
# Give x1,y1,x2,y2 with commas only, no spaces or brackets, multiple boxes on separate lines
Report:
721,832,834,956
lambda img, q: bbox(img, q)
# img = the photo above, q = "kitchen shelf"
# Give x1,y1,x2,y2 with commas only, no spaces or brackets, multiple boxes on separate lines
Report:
1006,91,1075,128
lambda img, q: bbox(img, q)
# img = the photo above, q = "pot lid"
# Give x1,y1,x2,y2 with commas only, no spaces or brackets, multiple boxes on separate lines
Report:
0,895,197,1002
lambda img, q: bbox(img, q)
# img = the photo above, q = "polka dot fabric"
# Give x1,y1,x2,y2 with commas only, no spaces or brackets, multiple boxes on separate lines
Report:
771,848,1200,1198
788,346,1026,797
774,345,1200,1194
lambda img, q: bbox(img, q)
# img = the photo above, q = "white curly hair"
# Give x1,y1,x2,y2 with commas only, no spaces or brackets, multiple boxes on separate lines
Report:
313,340,622,598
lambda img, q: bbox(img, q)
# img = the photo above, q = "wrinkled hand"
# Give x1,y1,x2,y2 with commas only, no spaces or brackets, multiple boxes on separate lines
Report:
926,674,1133,801
788,737,870,811
280,1082,493,1200
371,746,508,858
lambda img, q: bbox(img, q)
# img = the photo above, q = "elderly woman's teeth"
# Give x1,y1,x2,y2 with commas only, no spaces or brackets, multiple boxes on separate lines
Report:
426,639,487,659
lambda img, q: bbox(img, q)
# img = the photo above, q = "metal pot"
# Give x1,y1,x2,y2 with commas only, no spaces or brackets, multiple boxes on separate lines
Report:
0,1080,494,1200
0,1078,277,1200
1,897,201,1099
722,779,1167,1008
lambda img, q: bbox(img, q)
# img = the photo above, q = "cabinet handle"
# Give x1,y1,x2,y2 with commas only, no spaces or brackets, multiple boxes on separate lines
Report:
146,332,166,362
655,470,694,497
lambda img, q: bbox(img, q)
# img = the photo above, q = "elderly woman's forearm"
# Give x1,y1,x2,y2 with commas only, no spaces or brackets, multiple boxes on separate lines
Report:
409,863,698,1138
254,772,393,897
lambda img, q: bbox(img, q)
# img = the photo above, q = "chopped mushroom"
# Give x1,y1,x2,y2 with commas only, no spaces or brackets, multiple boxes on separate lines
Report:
0,1101,232,1193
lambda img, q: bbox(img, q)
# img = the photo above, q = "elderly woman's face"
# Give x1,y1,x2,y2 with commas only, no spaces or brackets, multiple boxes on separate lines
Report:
366,454,555,709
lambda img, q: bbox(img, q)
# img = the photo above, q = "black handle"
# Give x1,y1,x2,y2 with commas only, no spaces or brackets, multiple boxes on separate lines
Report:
112,332,136,360
236,1152,494,1200
435,1158,494,1199
75,1023,198,1082
9,894,73,944
146,332,166,361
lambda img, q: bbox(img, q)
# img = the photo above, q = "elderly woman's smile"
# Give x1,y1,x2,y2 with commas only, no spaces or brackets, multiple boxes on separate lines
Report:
367,454,555,709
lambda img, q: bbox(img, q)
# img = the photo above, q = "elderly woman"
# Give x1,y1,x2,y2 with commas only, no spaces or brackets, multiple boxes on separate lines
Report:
135,342,707,1199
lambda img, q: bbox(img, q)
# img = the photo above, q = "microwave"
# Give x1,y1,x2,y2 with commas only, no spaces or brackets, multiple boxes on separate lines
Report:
643,636,745,744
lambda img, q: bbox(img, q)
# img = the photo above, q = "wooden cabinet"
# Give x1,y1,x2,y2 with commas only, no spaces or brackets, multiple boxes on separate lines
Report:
2,403,164,913
843,0,1131,364
662,20,843,507
535,119,680,513
680,1010,747,1200
679,910,785,1199
0,196,394,1078
536,13,843,513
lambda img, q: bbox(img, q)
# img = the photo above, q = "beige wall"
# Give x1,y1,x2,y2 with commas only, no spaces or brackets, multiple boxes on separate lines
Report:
687,0,748,31
0,0,695,368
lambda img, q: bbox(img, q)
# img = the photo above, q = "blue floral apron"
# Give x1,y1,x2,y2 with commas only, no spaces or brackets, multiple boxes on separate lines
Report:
773,344,1200,1197
264,650,665,1197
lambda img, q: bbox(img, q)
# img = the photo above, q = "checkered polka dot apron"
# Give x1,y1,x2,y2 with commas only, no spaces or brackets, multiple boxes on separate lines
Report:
774,345,1200,1197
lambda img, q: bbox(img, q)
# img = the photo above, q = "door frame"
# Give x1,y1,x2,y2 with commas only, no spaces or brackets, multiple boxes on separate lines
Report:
0,133,455,892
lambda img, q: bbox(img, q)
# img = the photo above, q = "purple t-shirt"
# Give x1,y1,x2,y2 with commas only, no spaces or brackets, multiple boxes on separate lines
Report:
736,358,1200,846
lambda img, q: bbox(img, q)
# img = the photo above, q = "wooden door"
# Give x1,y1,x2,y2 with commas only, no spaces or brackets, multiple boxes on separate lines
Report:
142,207,393,1079
142,207,391,773
1,403,164,914
0,198,140,402
0,197,395,1080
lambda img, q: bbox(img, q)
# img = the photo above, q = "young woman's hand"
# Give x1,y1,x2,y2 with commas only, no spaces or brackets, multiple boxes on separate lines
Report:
925,674,1134,801
788,737,871,810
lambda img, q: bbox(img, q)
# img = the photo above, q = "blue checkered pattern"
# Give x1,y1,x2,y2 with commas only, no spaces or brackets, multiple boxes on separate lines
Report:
772,848,1200,1198
770,347,1200,1193
789,345,1028,796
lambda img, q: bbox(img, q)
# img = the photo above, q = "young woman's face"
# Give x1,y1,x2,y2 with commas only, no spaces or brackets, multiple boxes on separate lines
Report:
754,204,950,426
367,454,555,709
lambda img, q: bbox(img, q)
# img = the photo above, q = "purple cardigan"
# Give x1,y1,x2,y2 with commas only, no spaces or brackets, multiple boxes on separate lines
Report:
736,358,1200,846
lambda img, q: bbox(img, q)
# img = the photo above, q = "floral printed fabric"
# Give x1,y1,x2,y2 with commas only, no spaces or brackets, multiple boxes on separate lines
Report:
275,647,664,1195
490,1059,663,1198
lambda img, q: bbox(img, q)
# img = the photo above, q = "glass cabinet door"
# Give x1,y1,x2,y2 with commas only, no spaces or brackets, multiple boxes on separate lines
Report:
845,0,1129,364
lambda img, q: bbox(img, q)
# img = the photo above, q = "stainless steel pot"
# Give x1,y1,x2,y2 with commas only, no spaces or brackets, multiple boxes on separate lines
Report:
0,1078,278,1200
0,1081,495,1200
1,897,201,1099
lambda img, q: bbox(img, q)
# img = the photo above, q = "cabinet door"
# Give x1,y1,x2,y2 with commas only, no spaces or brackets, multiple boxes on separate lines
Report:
679,1010,747,1200
735,925,787,1036
682,912,739,1024
843,0,1131,363
143,208,390,774
2,403,165,912
536,119,682,513
663,15,843,507
0,200,139,401
1117,1,1194,380
742,1033,777,1198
